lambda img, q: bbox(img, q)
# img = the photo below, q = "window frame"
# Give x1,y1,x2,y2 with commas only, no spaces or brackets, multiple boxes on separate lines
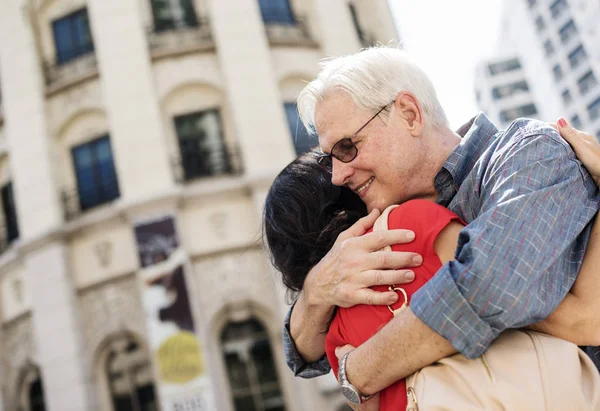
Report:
1,182,19,245
173,109,235,181
258,0,296,25
71,135,120,212
284,102,314,155
221,318,286,411
51,8,94,64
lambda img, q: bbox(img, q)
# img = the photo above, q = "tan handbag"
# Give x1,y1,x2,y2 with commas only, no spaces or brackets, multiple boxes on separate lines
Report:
373,206,600,411
405,330,600,410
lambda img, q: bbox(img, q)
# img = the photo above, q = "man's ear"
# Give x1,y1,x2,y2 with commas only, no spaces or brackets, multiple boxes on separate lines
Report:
393,92,424,137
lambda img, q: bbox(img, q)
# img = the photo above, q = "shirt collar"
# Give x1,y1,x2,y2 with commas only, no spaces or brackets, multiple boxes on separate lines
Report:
435,113,500,202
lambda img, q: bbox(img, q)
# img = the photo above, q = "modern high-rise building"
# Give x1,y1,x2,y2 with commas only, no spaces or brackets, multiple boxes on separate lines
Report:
475,0,600,138
474,55,541,128
0,1,398,411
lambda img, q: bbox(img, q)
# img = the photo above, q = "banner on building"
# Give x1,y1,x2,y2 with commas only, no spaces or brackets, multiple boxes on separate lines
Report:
134,215,215,411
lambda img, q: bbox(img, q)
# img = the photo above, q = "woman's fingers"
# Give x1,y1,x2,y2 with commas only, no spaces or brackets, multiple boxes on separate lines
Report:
556,117,600,186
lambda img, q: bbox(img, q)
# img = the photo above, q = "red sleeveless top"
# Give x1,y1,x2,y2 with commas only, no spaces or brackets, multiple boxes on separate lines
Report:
325,199,464,410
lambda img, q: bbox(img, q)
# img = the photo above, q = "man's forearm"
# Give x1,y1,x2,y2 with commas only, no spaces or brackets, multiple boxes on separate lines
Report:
346,307,456,395
289,290,335,362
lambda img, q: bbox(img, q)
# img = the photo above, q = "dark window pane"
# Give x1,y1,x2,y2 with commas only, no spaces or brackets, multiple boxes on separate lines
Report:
52,18,74,63
251,339,278,384
535,15,545,31
577,71,597,95
1,182,19,243
492,80,529,100
561,89,572,104
52,9,94,64
553,64,563,82
174,110,233,180
107,336,157,411
262,389,285,411
234,395,257,411
284,103,314,155
29,379,46,411
259,0,295,24
72,135,120,211
568,45,587,69
559,20,577,44
500,103,538,123
224,352,251,390
180,0,198,27
488,58,521,76
151,0,197,30
136,384,158,411
550,0,568,19
588,97,600,121
543,39,554,56
222,319,286,411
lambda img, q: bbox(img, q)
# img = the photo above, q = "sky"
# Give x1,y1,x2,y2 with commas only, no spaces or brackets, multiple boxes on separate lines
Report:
389,0,504,129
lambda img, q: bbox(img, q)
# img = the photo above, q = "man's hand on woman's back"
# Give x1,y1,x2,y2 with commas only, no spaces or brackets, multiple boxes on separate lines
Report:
303,208,421,309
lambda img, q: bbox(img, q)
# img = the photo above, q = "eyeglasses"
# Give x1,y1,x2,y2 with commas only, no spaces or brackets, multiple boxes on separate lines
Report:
317,103,391,171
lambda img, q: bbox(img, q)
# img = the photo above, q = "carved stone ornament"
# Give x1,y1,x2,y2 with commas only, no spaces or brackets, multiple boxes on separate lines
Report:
94,241,112,268
78,276,147,361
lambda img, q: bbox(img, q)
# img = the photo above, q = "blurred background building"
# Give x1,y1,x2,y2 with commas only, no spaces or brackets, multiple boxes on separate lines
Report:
474,0,600,136
0,0,398,410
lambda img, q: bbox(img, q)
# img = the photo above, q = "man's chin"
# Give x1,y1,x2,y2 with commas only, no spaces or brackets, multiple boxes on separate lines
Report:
365,199,394,214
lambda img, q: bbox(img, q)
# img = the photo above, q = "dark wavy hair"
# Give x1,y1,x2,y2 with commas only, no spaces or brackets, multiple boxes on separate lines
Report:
263,149,367,299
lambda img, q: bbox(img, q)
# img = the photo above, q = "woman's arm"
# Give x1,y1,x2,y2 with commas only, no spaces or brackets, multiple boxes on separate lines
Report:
527,216,600,345
433,209,600,346
527,119,600,345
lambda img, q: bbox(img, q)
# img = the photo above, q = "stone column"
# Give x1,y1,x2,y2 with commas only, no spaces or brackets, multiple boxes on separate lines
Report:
207,0,296,182
0,2,93,410
313,0,361,55
87,0,173,201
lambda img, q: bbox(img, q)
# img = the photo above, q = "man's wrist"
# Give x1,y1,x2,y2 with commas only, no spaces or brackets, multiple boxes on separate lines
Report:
344,346,373,395
303,264,332,310
339,351,373,404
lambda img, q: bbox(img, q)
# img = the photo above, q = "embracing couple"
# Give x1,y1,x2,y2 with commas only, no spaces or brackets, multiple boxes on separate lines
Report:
264,46,600,410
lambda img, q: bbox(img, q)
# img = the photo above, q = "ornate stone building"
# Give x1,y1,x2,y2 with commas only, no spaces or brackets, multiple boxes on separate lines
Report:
0,0,398,410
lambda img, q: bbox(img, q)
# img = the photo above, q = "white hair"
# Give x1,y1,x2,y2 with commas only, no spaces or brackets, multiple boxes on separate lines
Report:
297,46,449,134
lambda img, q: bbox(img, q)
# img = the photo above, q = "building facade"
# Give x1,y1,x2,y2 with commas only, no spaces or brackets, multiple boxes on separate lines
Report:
475,0,600,135
475,55,541,128
0,1,399,410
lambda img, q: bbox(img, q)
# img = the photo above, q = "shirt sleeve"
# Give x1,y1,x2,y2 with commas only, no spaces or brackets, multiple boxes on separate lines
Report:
282,304,332,378
411,124,599,359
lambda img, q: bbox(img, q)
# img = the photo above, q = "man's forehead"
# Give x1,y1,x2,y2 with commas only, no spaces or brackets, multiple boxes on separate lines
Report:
315,92,359,149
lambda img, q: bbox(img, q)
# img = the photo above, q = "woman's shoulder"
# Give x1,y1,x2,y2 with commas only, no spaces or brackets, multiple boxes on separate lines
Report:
387,199,459,228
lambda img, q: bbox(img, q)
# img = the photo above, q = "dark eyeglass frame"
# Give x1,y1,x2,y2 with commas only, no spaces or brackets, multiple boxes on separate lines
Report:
317,102,392,170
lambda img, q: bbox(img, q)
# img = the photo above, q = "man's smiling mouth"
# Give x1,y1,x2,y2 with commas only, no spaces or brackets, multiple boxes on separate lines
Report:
355,177,375,194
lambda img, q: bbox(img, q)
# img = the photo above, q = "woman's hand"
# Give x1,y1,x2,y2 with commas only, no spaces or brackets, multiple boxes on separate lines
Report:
555,118,600,186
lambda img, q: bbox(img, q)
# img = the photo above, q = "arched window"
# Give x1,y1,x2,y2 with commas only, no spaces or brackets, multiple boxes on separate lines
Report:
17,365,46,411
28,378,45,411
104,336,157,411
221,318,285,411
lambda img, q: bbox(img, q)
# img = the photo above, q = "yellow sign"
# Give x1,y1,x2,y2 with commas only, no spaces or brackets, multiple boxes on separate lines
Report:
157,331,204,384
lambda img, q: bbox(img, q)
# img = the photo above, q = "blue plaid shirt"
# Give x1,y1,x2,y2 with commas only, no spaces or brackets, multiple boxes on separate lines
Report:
282,114,600,378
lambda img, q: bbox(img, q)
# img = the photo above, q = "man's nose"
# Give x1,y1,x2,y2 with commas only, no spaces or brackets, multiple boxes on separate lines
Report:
331,159,354,186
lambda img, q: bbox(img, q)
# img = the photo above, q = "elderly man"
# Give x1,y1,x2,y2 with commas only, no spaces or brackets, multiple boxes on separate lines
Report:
283,46,600,404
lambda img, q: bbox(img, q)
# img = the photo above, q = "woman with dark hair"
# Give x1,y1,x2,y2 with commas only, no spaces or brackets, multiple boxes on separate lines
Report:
264,149,367,298
264,143,600,410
